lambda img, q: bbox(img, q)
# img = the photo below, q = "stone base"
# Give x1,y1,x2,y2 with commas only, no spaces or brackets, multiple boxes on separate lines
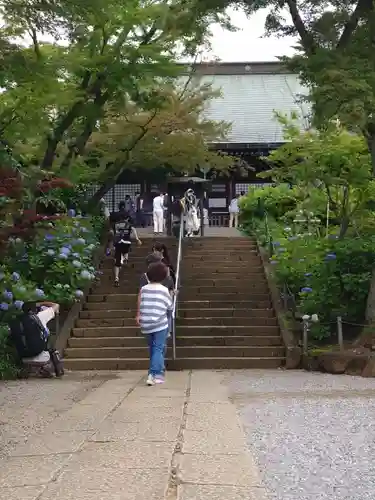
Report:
303,348,375,377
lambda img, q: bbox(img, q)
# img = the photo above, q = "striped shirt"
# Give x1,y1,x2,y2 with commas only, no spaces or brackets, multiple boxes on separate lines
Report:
139,283,172,334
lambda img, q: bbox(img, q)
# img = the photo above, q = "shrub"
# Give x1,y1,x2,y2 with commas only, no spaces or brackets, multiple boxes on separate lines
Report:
0,213,104,378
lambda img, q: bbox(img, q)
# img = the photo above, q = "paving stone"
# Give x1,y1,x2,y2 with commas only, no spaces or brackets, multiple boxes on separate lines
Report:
109,405,184,423
186,402,235,417
66,441,174,470
45,406,110,431
0,455,71,487
10,431,92,457
177,484,269,500
39,467,169,500
117,397,185,408
91,420,180,442
185,412,243,433
179,454,262,487
127,387,186,399
183,429,247,455
0,486,46,500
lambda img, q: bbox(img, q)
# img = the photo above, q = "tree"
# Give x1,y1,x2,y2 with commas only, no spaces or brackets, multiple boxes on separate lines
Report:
86,83,233,201
262,114,373,238
0,0,231,177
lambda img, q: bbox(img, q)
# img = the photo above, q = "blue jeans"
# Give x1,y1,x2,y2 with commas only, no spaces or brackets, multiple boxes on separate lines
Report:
146,328,168,377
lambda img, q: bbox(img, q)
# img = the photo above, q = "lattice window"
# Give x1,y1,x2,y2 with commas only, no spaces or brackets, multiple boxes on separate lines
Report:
113,184,140,210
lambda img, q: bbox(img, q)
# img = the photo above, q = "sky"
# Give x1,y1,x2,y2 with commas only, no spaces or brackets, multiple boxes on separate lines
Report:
206,8,297,62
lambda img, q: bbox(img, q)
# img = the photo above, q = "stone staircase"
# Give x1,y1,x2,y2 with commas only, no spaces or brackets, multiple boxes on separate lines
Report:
63,236,285,370
175,237,284,369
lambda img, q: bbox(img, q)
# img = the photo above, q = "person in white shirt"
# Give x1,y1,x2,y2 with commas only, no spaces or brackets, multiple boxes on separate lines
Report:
228,194,240,228
153,192,165,234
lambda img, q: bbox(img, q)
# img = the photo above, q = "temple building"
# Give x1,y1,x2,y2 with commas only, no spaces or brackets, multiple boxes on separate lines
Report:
99,61,309,223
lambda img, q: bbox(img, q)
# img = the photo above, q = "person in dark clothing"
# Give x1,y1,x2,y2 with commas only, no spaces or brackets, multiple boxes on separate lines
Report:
110,201,142,286
152,242,175,284
135,191,146,227
139,253,174,291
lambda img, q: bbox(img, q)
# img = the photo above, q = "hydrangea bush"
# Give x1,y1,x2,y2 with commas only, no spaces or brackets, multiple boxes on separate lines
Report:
0,215,102,316
0,214,104,376
241,185,375,341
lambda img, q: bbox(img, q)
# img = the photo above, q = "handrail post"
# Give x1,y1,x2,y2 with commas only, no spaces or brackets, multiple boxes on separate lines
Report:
172,215,184,361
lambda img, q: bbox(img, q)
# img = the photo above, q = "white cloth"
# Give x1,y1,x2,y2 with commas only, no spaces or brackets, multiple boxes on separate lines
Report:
22,307,55,364
229,198,239,213
153,195,164,211
153,210,164,233
186,207,200,234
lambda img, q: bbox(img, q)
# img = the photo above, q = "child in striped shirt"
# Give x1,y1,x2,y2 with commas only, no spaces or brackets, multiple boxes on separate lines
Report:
136,262,172,386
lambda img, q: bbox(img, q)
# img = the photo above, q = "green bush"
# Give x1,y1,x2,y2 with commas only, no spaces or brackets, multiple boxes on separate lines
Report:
271,234,375,325
0,213,104,378
0,324,19,379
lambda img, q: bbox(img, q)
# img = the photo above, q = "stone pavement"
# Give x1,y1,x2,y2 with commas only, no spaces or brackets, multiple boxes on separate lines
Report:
0,370,266,500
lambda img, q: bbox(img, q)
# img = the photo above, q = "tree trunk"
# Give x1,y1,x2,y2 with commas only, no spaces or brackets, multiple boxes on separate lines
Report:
41,100,85,170
89,178,117,208
365,129,375,321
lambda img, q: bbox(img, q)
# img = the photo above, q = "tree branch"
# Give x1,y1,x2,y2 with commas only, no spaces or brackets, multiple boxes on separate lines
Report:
337,0,372,50
285,0,317,55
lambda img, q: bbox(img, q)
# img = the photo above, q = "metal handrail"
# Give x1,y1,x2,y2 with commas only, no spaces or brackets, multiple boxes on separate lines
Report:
171,216,184,360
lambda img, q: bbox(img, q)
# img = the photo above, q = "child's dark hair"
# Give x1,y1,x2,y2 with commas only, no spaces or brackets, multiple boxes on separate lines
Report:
152,241,170,265
147,262,168,283
22,301,37,314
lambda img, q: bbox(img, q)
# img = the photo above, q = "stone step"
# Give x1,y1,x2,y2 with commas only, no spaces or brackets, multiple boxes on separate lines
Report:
63,356,284,370
79,306,275,318
64,345,285,359
68,335,283,348
75,315,277,328
87,292,271,302
71,325,279,338
179,292,270,301
178,308,274,318
176,316,278,326
83,299,273,310
181,284,269,294
182,255,260,262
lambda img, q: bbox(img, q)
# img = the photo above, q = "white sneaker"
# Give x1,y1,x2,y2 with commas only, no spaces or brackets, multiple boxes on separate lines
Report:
154,377,165,384
146,374,155,386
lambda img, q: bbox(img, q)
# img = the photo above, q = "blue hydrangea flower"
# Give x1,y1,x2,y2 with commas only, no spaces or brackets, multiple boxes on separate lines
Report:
47,249,55,256
325,253,337,260
301,287,312,293
14,300,24,309
81,227,88,233
11,272,20,282
0,302,9,311
72,260,81,268
60,246,71,255
59,253,68,260
68,209,76,217
3,290,13,301
304,273,312,277
273,241,281,247
75,289,84,298
35,288,45,298
277,247,286,253
270,260,278,265
76,238,86,245
72,252,80,258
288,236,298,241
45,234,54,241
80,270,91,279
